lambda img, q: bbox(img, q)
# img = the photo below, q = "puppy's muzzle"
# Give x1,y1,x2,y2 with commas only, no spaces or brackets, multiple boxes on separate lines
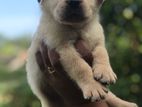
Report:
62,0,87,23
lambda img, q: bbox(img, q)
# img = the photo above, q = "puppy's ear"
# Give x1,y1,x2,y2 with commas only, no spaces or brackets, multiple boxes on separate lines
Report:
37,0,43,4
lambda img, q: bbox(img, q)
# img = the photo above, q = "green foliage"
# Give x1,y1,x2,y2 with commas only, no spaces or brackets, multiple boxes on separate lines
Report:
101,0,142,106
0,67,40,107
0,36,40,107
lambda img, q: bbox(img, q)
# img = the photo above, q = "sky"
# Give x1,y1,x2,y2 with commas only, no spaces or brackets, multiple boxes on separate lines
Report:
0,0,40,39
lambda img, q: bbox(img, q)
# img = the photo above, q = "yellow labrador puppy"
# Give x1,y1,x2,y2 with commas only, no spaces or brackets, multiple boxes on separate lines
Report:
26,0,138,107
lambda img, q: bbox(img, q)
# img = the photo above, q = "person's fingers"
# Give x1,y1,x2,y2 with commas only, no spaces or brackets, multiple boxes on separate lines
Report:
48,49,60,66
40,41,52,67
35,50,46,72
74,39,93,66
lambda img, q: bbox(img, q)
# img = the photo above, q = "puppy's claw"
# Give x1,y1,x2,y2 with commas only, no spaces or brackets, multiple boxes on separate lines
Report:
93,64,117,85
102,87,108,93
81,81,107,102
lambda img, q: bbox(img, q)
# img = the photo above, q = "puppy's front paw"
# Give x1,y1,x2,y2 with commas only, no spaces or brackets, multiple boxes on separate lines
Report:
81,80,108,102
93,64,117,84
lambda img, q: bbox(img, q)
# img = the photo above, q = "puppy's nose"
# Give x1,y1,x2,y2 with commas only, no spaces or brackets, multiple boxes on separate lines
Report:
66,0,81,8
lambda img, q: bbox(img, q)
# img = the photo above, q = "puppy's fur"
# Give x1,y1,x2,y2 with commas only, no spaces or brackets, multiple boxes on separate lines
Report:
26,0,137,107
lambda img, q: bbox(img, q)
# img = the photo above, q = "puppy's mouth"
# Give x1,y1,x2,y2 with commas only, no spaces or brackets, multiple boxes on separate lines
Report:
60,1,88,24
62,9,87,23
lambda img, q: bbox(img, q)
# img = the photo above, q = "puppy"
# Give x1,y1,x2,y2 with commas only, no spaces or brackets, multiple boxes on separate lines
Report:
26,0,138,107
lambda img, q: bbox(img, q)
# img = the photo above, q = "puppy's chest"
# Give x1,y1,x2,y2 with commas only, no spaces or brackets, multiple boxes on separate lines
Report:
65,33,95,51
63,32,94,47
44,30,95,51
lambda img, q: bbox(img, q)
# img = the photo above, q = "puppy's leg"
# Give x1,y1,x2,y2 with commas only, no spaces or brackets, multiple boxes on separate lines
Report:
92,45,117,84
26,56,50,107
82,22,117,85
105,92,138,107
56,44,107,101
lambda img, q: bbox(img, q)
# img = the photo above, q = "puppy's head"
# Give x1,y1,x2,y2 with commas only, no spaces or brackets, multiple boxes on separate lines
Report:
38,0,105,25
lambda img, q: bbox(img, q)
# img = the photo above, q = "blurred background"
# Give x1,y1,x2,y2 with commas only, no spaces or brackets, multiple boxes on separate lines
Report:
0,0,141,107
